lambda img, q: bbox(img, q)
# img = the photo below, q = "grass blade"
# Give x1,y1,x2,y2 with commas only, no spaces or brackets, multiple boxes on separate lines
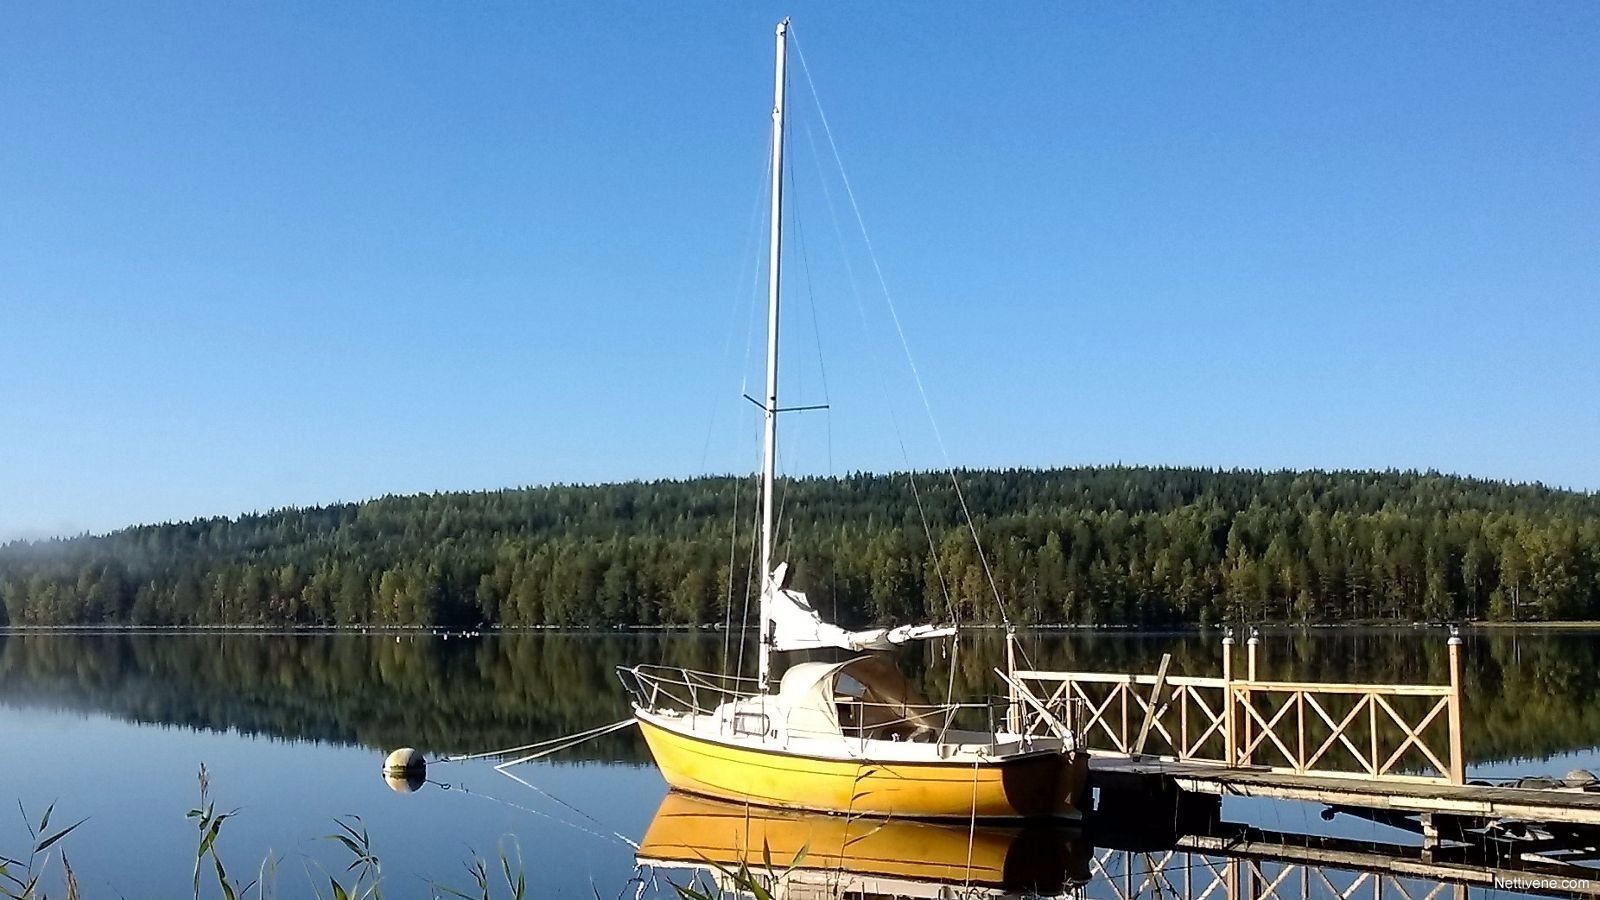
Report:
216,853,237,900
33,817,87,855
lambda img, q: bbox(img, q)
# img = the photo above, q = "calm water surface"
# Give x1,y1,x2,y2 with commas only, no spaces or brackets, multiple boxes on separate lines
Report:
2,628,1597,897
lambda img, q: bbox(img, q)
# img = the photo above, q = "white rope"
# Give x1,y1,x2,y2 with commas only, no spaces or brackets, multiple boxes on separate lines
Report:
494,767,640,850
427,718,642,851
441,776,640,851
491,718,637,769
435,717,636,765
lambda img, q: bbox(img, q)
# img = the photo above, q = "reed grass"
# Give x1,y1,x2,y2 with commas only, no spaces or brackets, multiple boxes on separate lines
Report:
0,802,87,900
3,765,542,899
6,771,774,899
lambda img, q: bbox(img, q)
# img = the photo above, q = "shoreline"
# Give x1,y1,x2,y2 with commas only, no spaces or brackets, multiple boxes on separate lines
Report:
4,620,1599,636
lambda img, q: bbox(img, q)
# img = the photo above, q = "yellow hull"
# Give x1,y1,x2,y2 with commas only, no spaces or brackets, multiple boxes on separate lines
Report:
638,791,1089,891
637,716,1087,819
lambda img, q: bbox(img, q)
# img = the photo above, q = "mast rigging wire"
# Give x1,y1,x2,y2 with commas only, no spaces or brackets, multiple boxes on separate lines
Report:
787,130,842,622
729,133,777,674
787,40,965,704
791,28,1014,627
736,464,761,678
702,129,781,474
791,62,957,631
711,128,774,673
721,471,740,674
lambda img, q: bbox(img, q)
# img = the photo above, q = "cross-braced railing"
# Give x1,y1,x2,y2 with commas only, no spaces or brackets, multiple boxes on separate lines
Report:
1013,630,1467,784
1014,671,1232,760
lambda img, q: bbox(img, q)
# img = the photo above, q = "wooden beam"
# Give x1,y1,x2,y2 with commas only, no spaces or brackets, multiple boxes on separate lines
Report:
1133,653,1173,756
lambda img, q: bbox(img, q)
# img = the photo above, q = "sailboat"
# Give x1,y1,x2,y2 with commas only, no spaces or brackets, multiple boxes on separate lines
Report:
616,19,1087,820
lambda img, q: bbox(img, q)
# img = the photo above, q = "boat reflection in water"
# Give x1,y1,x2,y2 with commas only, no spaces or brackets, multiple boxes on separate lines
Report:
636,791,1090,899
636,790,1600,900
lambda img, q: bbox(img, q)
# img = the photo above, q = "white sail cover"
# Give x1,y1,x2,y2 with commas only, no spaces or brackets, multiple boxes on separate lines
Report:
768,585,956,652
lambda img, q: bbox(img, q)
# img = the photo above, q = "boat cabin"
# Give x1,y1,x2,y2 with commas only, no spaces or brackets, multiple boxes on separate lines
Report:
712,654,945,744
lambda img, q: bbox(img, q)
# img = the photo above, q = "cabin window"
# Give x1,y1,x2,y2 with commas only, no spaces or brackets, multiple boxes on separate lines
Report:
731,712,772,736
836,674,866,698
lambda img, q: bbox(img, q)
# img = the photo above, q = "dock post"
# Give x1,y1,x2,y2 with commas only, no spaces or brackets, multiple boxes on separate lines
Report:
1223,628,1236,767
1005,625,1020,735
1244,628,1259,766
1447,626,1465,784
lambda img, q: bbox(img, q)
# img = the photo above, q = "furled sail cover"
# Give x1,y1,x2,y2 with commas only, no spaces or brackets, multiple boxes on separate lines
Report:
768,585,956,652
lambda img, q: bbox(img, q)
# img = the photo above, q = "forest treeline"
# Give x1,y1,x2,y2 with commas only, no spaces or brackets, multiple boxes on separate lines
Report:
2,466,1598,628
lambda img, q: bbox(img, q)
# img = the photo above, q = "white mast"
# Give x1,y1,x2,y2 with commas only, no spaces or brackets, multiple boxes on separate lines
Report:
758,18,789,692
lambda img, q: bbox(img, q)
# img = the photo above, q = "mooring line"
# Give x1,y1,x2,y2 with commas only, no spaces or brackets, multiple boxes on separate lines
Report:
430,777,639,851
423,717,642,850
494,766,640,849
492,718,637,768
434,717,636,765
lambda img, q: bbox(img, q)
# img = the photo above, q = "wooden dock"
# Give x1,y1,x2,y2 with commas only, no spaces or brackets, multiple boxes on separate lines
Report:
1004,627,1600,867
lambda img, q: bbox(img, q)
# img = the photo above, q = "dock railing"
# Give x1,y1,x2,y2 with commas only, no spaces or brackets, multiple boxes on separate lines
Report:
1013,628,1466,785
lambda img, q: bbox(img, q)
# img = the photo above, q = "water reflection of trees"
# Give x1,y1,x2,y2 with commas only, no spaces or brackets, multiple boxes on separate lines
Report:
0,630,1595,765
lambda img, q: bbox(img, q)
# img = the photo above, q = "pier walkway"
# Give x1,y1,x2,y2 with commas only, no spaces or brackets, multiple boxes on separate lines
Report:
1090,756,1600,826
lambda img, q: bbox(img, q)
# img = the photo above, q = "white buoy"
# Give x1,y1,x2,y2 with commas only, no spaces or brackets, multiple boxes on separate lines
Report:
384,747,425,776
384,771,425,794
383,747,426,794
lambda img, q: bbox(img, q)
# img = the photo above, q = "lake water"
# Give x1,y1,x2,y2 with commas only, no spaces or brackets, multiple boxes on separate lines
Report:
2,628,1597,897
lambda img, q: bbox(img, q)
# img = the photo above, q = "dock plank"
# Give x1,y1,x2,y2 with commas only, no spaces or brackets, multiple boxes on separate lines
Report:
1089,756,1600,826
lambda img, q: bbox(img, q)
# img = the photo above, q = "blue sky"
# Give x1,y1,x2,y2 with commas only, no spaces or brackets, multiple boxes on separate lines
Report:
3,4,1596,539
